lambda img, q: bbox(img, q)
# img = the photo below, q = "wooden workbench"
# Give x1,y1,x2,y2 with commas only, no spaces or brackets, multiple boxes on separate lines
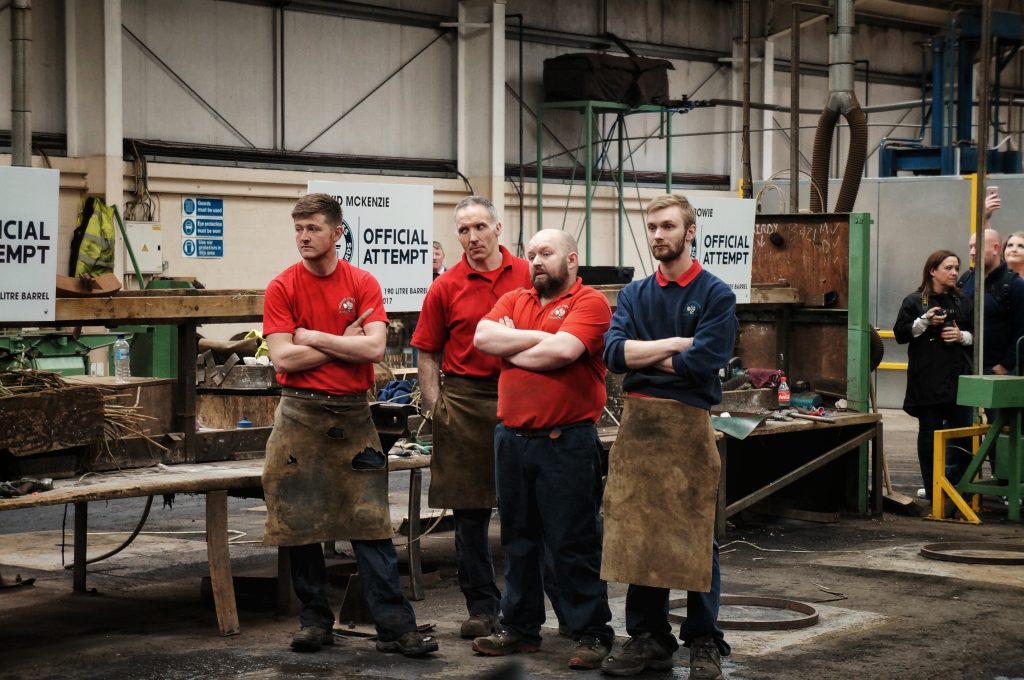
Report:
0,452,431,636
715,411,883,536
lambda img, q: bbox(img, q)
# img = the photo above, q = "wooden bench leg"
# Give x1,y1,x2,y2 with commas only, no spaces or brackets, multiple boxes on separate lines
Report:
406,468,424,601
73,501,88,593
205,490,239,636
276,547,298,615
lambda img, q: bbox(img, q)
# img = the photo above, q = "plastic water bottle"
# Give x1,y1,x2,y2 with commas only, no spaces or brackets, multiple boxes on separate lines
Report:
113,334,131,384
777,374,791,407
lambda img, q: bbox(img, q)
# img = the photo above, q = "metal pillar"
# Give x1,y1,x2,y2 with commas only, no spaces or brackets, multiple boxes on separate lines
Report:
11,0,32,167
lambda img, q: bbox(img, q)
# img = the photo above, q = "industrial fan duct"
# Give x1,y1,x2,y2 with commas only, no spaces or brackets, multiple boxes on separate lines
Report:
810,0,867,214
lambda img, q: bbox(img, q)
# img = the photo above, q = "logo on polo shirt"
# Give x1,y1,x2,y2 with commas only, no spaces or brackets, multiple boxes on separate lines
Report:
685,302,701,316
339,297,356,315
550,304,568,320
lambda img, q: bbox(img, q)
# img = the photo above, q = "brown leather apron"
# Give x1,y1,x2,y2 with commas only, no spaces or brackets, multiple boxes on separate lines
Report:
601,395,720,592
262,395,393,546
428,375,499,509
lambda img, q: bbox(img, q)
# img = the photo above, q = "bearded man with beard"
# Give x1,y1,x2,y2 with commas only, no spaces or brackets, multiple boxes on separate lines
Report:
472,229,615,671
600,194,736,680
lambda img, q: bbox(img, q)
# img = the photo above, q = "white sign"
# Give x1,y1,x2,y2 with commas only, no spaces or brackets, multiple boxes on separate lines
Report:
691,197,755,304
0,167,59,322
308,181,433,313
182,197,225,258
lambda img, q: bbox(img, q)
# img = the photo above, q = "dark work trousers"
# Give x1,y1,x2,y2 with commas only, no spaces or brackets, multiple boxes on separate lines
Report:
289,539,417,642
624,541,730,656
494,423,613,646
453,507,566,622
453,507,501,617
916,403,975,496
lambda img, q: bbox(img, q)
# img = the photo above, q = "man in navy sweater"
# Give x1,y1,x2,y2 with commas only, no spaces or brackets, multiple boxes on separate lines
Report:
600,194,736,679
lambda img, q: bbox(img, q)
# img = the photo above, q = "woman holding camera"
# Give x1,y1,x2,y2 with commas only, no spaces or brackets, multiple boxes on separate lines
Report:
894,250,975,499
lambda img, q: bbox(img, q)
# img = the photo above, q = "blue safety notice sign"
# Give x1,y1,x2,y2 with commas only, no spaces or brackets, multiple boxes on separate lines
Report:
182,238,224,258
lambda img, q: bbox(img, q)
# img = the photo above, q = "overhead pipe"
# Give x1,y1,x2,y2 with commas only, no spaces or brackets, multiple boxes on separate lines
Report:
741,0,752,198
791,3,831,211
809,0,868,213
11,0,32,166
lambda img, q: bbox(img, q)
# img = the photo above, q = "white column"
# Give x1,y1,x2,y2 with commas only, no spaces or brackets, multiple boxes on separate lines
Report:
456,0,506,219
65,0,124,206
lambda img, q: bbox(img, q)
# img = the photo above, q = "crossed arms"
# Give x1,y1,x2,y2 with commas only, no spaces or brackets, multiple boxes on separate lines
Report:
266,308,386,373
474,316,586,371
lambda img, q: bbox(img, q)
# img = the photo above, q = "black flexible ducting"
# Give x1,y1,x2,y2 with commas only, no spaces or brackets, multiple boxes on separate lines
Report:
809,99,868,213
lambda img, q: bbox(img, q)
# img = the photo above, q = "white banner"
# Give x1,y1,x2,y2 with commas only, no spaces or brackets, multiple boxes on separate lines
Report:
0,167,59,322
691,197,755,304
307,181,433,312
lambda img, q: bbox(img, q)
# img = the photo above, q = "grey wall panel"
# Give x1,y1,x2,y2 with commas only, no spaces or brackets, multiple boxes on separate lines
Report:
874,177,972,408
0,0,66,133
283,15,453,158
122,0,276,147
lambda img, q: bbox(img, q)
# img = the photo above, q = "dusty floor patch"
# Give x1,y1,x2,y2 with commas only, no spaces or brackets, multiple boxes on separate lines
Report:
815,543,1024,589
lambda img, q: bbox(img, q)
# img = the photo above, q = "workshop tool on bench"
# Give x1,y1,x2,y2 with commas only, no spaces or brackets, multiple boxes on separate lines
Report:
711,413,767,440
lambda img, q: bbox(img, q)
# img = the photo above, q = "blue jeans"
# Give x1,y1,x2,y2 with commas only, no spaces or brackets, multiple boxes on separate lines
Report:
289,539,417,642
494,423,613,645
453,507,501,617
916,404,974,496
624,541,730,656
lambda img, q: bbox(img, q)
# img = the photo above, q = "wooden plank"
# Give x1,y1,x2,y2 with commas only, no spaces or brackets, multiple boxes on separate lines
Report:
0,454,432,511
205,490,240,636
50,291,264,326
0,385,105,456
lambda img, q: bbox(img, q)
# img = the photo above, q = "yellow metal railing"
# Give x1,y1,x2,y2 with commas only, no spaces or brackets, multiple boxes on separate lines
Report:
930,424,988,523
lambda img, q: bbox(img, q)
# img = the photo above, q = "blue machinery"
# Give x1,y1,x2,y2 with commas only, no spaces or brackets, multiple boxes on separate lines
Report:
880,11,1023,176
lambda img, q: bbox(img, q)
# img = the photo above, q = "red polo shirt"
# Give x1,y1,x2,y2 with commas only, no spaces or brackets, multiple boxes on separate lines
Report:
263,260,388,394
655,258,703,287
412,245,530,378
484,277,611,429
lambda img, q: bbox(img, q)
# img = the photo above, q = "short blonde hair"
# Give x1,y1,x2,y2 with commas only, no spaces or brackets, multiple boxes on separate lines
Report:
645,194,696,227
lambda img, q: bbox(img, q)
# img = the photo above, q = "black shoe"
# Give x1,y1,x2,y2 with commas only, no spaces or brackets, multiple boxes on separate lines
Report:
376,631,439,657
601,634,674,676
472,629,542,656
460,613,499,639
290,626,334,652
688,635,723,680
569,636,611,670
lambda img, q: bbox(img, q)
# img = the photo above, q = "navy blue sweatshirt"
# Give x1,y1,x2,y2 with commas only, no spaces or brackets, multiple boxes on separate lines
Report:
604,263,738,410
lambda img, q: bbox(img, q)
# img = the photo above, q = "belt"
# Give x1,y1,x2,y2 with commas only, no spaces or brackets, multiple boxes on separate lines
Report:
505,420,592,439
280,387,366,402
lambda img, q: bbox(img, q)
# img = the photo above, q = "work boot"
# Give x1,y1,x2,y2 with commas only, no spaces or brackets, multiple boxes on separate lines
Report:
472,629,541,656
460,613,499,639
600,633,674,676
375,631,439,657
290,626,334,652
568,636,611,670
688,635,723,680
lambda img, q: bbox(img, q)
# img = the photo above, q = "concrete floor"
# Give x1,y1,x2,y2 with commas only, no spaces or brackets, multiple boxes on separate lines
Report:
1,409,1023,680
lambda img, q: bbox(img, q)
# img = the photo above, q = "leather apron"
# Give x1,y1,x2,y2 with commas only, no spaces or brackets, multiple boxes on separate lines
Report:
262,395,393,546
428,375,499,509
601,395,720,592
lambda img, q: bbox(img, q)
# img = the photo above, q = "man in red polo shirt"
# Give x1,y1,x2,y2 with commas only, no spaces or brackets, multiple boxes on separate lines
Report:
471,229,614,671
262,193,437,657
411,196,531,638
